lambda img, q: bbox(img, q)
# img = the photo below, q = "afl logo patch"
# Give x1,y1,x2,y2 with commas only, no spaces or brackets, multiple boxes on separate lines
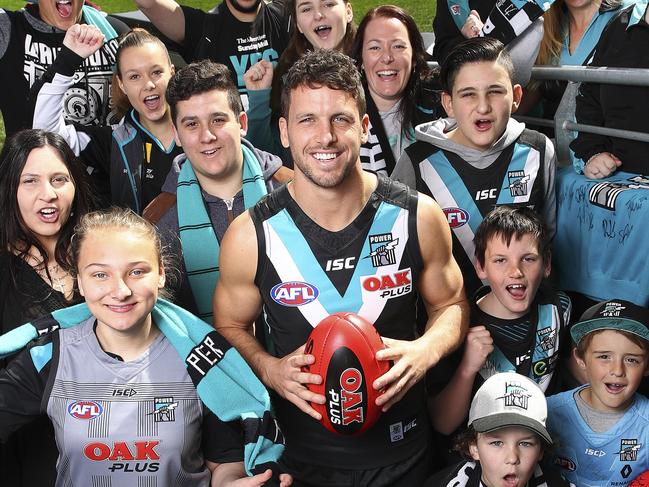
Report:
443,207,469,228
271,282,319,307
68,400,104,420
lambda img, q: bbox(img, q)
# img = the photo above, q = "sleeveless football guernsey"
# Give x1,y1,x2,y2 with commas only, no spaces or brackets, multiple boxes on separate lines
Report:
251,175,429,468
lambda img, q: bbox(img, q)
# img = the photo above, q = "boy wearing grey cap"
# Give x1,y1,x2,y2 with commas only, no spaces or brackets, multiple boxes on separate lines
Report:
425,372,574,487
547,299,649,487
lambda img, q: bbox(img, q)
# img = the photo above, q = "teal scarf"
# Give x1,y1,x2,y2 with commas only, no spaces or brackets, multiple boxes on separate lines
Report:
0,299,284,477
81,6,118,40
177,145,267,320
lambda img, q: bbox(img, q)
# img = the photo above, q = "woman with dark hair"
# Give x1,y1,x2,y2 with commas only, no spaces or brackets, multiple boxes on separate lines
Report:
351,5,441,175
0,128,92,487
33,25,182,213
243,0,356,162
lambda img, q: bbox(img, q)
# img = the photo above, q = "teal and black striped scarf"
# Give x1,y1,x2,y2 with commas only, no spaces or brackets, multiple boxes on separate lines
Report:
177,145,267,320
0,299,284,477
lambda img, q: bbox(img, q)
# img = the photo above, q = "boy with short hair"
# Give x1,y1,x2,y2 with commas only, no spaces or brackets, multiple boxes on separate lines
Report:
429,206,570,438
547,300,649,487
425,372,575,486
393,37,556,297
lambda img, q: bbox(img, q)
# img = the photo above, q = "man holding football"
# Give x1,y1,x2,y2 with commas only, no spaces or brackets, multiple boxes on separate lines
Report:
214,49,468,486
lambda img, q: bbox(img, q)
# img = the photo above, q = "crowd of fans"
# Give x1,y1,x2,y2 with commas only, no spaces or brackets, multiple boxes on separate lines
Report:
0,0,648,485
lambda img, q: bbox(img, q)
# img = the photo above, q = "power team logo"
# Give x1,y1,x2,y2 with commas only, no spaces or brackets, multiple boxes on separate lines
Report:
68,400,104,420
84,440,160,473
619,439,642,462
443,207,470,228
507,170,530,197
364,234,398,267
589,175,649,211
497,381,531,410
271,282,319,307
601,302,626,317
148,397,178,423
537,326,557,351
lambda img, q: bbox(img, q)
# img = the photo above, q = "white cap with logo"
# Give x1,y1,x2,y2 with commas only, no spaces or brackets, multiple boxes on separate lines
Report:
468,372,552,444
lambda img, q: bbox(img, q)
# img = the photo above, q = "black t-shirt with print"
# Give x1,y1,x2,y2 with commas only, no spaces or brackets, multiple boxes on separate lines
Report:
181,1,290,109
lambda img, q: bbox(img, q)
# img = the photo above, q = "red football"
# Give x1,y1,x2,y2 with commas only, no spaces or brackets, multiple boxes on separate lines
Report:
302,312,390,435
631,471,649,487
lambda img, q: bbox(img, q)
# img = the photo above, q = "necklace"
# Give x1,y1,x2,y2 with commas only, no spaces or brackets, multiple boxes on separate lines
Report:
45,264,68,295
32,260,73,298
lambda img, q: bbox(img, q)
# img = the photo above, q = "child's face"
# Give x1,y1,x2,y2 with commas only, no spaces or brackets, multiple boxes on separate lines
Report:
441,61,522,151
77,228,165,336
470,426,543,487
576,330,649,412
476,233,550,319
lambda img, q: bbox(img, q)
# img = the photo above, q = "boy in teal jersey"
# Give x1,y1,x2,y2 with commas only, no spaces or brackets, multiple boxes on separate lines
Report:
547,300,649,486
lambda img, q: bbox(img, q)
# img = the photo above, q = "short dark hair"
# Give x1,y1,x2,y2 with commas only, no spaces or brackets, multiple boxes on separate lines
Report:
473,206,550,268
166,60,243,125
281,49,366,118
440,37,514,93
0,129,93,283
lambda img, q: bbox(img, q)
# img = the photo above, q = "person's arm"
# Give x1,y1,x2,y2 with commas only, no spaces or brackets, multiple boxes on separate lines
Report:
428,326,493,434
202,408,292,486
213,212,326,420
32,24,103,156
569,22,620,175
208,461,292,486
0,339,51,443
132,0,186,44
0,9,12,61
374,194,469,411
244,61,288,158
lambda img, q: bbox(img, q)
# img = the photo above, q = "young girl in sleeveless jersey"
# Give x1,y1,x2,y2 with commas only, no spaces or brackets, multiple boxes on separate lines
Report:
33,26,182,213
0,129,93,487
0,208,290,487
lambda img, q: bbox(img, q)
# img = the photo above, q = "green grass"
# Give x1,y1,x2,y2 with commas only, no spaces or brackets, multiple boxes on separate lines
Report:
0,0,435,147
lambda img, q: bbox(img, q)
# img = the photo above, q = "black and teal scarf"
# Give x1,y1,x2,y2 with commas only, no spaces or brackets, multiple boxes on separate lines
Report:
0,299,284,477
177,146,267,320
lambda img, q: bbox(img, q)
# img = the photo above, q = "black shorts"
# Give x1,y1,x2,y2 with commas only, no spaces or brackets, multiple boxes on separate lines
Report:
279,446,430,487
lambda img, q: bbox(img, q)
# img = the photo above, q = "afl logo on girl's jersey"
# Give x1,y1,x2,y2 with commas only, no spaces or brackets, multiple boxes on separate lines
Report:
271,282,319,306
68,400,104,420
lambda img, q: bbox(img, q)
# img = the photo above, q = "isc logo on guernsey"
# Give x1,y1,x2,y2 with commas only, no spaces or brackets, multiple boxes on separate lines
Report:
271,282,319,307
68,400,104,420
